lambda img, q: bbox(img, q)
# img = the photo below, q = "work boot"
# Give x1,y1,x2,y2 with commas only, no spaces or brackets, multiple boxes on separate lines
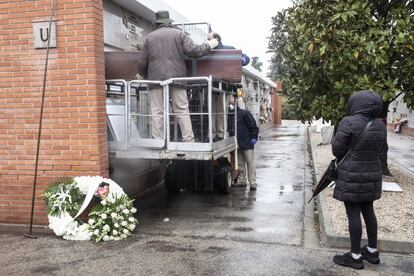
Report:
333,252,364,270
233,181,247,187
361,246,380,264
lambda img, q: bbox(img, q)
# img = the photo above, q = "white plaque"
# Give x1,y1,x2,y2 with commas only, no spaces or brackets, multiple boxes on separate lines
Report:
33,21,56,49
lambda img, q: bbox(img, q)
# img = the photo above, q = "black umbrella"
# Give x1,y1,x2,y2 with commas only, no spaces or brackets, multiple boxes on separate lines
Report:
307,160,337,204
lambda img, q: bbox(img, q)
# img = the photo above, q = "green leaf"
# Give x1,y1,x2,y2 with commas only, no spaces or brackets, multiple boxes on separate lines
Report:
353,51,359,59
320,45,327,55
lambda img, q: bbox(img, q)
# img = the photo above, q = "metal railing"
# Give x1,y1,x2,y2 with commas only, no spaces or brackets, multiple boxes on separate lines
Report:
106,76,236,153
173,22,211,44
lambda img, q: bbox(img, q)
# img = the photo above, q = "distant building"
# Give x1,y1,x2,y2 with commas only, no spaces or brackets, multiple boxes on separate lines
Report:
387,93,414,136
240,65,280,126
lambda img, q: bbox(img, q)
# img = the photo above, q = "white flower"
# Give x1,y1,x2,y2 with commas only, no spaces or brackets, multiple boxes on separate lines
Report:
123,229,129,235
48,213,74,236
101,214,107,219
114,237,120,241
131,207,137,214
128,224,136,231
121,221,128,227
112,229,118,236
88,219,95,225
114,223,119,228
128,217,135,223
111,213,117,219
103,235,110,241
109,236,114,241
120,234,127,239
122,209,129,215
101,199,107,206
103,225,110,232
93,229,99,235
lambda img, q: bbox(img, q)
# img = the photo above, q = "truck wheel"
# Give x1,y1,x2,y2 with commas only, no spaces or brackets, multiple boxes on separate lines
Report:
165,163,180,194
216,164,232,194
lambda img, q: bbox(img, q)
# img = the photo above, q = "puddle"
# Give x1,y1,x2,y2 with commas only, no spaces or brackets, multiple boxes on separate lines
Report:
233,227,254,232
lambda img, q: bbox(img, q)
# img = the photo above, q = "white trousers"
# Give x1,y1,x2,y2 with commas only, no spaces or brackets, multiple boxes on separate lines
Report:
238,149,256,185
151,87,194,142
212,94,230,139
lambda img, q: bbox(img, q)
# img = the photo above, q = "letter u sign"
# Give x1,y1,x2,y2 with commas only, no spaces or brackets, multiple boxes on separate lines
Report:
33,21,57,49
40,27,49,42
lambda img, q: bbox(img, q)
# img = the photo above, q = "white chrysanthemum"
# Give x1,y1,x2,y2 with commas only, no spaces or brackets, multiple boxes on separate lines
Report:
103,235,110,241
114,223,119,228
112,229,118,236
128,224,136,231
130,208,137,214
88,219,95,225
63,222,92,241
121,221,128,227
109,236,114,241
128,217,135,223
114,237,120,241
120,234,127,239
93,229,99,235
111,213,117,219
122,209,129,215
48,213,74,236
101,199,107,206
103,225,110,231
101,213,107,219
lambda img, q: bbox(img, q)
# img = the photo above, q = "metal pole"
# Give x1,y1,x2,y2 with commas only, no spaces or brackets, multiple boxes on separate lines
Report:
25,0,56,239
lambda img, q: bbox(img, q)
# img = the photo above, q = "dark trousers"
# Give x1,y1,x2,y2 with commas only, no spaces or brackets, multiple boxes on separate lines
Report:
344,201,378,254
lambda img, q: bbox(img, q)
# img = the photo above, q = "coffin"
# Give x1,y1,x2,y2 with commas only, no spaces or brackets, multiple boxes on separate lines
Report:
105,50,242,82
185,50,242,82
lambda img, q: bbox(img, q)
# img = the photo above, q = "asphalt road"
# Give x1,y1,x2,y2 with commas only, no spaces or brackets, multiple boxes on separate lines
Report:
1,122,413,275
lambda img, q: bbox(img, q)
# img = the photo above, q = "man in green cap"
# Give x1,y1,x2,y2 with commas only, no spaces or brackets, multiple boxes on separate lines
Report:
142,10,218,142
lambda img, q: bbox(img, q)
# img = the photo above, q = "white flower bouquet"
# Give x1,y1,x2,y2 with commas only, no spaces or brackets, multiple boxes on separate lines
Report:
43,176,138,242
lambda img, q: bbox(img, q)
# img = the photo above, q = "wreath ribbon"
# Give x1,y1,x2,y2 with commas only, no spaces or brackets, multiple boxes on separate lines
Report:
73,181,101,219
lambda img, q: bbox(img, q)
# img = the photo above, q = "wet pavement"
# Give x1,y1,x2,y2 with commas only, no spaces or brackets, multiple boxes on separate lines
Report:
133,123,306,246
387,130,414,176
1,122,413,275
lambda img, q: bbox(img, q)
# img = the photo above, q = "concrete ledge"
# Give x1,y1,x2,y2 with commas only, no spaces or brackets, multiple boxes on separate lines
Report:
307,127,414,254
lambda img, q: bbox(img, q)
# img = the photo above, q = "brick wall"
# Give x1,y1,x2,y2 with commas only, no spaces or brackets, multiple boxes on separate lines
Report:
0,0,107,225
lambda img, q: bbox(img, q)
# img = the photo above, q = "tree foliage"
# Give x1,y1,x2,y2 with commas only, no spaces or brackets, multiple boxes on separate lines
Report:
268,0,414,124
251,56,263,72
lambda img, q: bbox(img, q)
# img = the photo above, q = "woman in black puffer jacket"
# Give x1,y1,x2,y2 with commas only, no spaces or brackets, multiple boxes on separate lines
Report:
331,91,387,270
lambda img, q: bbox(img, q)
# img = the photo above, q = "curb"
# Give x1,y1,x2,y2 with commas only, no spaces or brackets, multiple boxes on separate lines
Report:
307,127,414,254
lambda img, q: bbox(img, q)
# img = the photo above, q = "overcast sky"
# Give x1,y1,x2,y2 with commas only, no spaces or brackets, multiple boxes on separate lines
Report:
162,0,293,75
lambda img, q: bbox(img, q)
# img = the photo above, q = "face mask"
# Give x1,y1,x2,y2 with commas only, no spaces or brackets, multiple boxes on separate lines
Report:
229,104,235,110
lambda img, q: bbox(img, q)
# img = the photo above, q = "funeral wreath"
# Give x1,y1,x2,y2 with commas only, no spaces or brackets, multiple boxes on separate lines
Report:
43,176,138,242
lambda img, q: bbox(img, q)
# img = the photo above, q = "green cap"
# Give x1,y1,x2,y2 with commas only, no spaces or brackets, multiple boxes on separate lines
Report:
155,10,174,24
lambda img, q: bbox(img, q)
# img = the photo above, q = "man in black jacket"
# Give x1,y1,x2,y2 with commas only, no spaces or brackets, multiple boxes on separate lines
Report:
233,102,259,190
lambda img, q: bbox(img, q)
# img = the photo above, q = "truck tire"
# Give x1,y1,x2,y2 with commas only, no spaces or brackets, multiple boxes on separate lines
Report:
164,163,180,194
216,164,232,194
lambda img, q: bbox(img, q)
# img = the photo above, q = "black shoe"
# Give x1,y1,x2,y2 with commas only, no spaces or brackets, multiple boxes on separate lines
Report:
361,246,380,264
333,253,364,270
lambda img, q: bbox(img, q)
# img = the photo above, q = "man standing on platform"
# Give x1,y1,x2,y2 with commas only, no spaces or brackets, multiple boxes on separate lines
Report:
142,11,218,142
